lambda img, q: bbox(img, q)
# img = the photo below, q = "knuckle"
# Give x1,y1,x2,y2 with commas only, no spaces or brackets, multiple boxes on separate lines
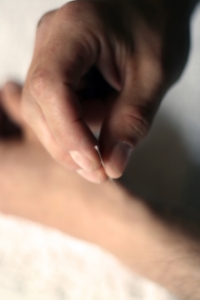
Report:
58,2,82,22
58,1,97,25
37,10,55,29
29,69,51,100
60,1,84,17
119,105,152,143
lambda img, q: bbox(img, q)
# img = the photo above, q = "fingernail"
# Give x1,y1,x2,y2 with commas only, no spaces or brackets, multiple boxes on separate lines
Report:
69,151,98,172
109,142,133,177
77,168,107,184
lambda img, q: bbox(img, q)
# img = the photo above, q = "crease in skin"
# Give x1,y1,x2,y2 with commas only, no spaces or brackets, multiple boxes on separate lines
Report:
94,145,115,183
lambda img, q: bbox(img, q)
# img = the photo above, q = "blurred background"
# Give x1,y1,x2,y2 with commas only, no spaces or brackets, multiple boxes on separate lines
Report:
0,0,199,299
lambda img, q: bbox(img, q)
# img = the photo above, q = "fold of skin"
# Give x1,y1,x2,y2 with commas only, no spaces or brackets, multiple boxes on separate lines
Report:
0,139,200,300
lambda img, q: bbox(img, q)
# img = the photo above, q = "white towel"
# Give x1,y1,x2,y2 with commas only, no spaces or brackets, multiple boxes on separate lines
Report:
0,213,177,300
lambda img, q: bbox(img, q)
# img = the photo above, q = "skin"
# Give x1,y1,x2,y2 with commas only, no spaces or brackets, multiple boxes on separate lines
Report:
1,82,200,300
21,0,199,183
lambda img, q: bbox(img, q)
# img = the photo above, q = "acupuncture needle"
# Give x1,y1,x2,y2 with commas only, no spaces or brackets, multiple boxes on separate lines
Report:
94,145,115,183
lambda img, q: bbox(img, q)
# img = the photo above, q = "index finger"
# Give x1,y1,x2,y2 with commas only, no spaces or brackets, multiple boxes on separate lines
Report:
23,4,104,174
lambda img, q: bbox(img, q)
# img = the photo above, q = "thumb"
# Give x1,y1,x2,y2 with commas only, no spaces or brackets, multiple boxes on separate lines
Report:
99,68,160,179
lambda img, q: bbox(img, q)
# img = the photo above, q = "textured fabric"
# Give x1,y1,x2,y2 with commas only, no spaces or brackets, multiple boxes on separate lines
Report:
0,213,176,300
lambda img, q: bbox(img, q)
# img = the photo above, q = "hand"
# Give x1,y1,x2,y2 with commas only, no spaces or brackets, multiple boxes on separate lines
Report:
21,0,191,183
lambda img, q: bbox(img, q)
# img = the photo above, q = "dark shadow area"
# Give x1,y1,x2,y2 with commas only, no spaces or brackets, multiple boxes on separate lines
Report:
0,105,22,140
119,111,200,240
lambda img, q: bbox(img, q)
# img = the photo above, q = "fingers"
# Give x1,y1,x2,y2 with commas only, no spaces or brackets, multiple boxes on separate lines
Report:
100,59,164,178
22,2,117,179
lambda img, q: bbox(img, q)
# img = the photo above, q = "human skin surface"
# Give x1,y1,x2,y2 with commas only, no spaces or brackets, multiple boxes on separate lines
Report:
21,0,199,184
1,82,200,300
